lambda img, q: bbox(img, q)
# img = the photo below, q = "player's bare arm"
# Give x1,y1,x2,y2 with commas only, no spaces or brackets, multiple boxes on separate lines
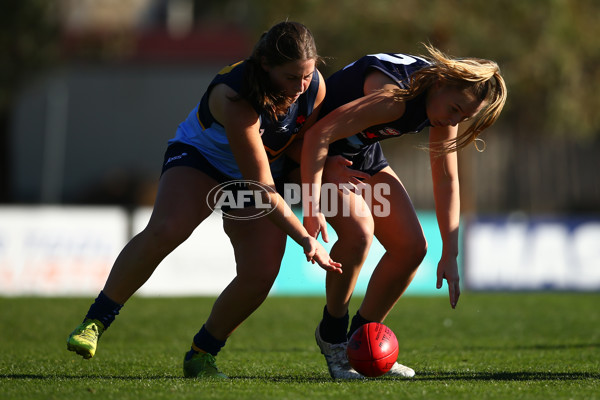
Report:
429,124,461,308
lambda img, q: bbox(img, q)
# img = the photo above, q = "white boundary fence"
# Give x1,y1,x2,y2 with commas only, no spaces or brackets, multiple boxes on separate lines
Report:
1,207,599,296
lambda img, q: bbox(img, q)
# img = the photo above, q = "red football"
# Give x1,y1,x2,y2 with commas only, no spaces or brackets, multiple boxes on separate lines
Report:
346,322,399,377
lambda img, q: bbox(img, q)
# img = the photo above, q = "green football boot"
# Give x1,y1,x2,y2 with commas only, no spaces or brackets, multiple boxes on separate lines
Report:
67,319,104,359
183,352,228,379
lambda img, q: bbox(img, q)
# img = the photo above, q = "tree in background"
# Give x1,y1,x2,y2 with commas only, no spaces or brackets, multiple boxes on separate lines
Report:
3,0,598,211
241,0,600,140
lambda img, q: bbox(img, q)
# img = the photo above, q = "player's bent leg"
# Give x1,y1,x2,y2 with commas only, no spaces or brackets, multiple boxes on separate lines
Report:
324,189,375,318
67,167,216,360
183,210,286,378
360,167,426,377
361,166,427,321
314,186,374,379
206,211,287,339
103,167,217,304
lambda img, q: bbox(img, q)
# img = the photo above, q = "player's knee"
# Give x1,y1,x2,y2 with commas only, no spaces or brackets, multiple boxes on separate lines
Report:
414,235,428,263
144,217,194,249
246,266,280,296
337,223,374,255
389,233,428,265
410,234,428,266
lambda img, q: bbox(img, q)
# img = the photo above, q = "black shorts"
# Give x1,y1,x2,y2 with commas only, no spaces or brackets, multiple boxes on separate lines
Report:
161,142,287,210
328,140,389,176
162,142,234,184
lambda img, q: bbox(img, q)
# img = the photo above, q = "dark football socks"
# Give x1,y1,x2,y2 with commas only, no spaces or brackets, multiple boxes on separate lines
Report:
347,310,373,340
186,324,227,359
319,305,349,344
84,290,123,330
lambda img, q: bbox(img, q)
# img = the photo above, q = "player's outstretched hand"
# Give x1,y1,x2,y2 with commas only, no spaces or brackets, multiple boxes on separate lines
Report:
304,213,329,242
436,256,460,309
301,236,342,274
323,155,371,186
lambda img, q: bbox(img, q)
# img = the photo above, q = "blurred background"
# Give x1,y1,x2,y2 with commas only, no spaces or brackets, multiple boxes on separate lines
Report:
1,0,599,296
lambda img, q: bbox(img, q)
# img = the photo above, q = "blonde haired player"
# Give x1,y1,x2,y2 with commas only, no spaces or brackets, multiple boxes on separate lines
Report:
302,45,506,379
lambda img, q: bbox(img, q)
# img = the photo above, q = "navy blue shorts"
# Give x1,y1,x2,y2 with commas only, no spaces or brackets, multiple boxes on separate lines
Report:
162,142,234,184
161,143,287,210
328,140,389,176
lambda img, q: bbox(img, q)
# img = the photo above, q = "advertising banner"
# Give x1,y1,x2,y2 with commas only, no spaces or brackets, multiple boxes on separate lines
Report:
0,207,127,295
464,215,600,290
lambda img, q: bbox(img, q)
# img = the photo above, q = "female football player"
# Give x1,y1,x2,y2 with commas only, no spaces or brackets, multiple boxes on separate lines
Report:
301,45,506,379
66,21,341,379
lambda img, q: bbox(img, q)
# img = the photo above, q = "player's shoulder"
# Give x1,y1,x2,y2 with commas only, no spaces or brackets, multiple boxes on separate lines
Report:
215,60,246,78
313,68,326,95
353,53,430,85
211,60,247,92
209,80,257,123
361,53,430,69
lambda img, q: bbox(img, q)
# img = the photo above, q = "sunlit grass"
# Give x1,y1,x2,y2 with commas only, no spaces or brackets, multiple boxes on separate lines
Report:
1,293,598,399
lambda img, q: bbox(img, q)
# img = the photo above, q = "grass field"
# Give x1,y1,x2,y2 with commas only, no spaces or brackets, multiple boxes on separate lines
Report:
1,293,598,399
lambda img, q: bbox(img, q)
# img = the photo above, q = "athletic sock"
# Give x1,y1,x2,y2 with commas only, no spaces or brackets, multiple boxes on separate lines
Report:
188,324,226,357
319,305,349,344
347,310,373,340
84,290,123,330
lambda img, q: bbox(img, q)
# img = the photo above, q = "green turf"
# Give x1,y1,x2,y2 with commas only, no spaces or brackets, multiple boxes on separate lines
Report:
1,293,598,399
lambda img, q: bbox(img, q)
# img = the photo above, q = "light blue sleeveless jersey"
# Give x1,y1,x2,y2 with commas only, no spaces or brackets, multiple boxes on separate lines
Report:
169,60,319,179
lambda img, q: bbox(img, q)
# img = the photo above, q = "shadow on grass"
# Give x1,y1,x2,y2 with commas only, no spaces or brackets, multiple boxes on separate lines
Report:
467,342,600,351
2,371,599,383
0,374,182,381
0,373,329,382
415,371,600,382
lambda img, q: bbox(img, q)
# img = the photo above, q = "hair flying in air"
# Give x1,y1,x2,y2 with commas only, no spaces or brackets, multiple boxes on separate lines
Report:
395,44,507,153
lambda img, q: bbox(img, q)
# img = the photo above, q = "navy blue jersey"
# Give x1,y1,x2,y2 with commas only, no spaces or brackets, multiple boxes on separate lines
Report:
170,60,320,178
197,60,319,163
322,53,432,153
